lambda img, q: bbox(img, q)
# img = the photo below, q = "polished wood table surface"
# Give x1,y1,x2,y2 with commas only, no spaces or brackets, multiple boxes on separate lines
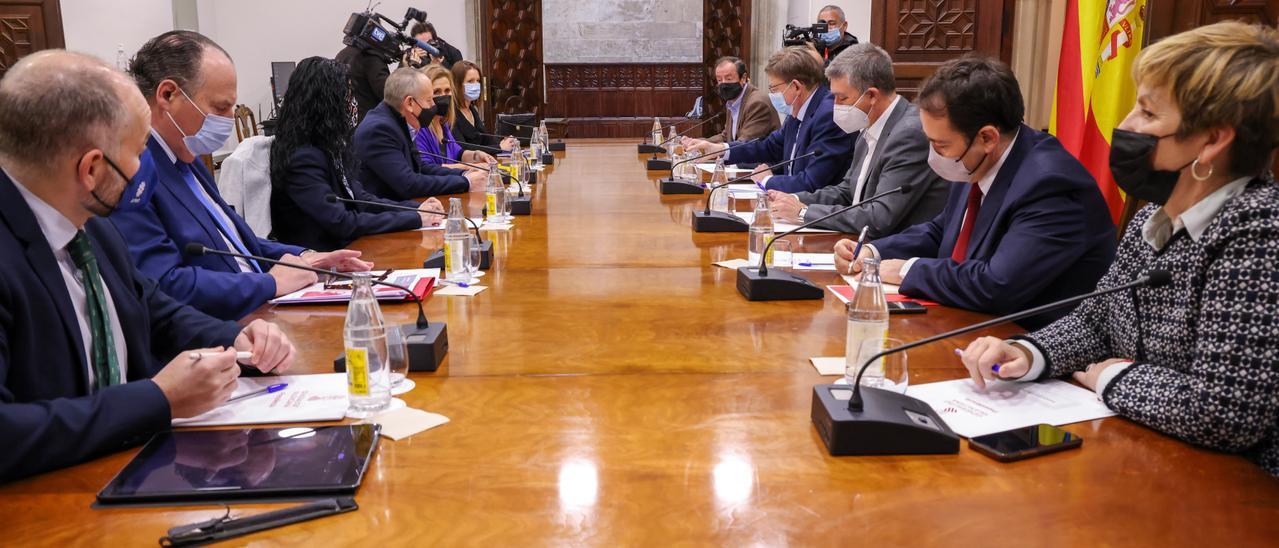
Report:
2,140,1275,546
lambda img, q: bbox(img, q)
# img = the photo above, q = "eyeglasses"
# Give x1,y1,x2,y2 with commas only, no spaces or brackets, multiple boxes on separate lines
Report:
323,269,394,290
767,81,794,93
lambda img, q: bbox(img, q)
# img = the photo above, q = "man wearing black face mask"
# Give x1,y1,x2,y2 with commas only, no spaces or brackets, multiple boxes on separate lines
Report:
0,50,298,482
353,68,486,201
683,57,780,150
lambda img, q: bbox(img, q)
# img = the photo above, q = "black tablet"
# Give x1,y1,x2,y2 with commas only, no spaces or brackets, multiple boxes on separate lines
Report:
97,424,380,504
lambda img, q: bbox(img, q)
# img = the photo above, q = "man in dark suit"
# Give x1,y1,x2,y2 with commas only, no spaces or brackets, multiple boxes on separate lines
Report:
768,44,949,237
0,50,296,482
682,56,780,147
110,31,371,321
690,46,856,194
354,67,487,201
835,57,1117,329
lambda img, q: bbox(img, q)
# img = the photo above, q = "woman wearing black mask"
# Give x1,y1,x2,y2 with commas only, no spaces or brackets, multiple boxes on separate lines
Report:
269,57,444,251
956,21,1279,477
413,64,490,169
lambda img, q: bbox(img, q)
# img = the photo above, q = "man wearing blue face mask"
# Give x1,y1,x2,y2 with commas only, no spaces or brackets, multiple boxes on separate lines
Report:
806,5,859,68
0,50,299,482
110,31,372,321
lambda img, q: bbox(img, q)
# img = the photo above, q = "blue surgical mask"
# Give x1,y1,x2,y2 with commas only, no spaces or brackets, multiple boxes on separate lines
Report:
463,82,482,101
769,91,791,119
819,28,842,44
166,86,234,156
99,148,158,213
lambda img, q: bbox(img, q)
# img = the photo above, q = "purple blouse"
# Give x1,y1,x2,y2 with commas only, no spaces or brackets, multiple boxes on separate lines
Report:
414,122,463,166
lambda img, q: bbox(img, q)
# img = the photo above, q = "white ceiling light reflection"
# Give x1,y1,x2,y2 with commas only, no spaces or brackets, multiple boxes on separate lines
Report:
712,457,754,505
557,460,599,510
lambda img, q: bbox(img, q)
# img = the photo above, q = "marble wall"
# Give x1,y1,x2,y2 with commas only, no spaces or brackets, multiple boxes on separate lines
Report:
543,0,703,63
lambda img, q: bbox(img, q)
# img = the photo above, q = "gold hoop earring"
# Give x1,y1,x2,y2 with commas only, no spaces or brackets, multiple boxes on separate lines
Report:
1191,158,1214,181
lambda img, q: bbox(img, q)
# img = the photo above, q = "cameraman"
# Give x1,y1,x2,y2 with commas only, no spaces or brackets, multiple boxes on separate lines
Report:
808,5,858,67
404,22,462,70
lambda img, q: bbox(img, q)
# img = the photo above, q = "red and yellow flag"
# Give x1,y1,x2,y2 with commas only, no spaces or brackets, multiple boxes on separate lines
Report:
1051,0,1149,223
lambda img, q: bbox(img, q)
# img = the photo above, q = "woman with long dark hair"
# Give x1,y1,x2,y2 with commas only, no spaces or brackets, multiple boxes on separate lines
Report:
269,57,443,251
450,60,518,153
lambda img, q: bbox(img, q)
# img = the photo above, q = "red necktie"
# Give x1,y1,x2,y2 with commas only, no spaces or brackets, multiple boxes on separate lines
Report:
950,184,983,263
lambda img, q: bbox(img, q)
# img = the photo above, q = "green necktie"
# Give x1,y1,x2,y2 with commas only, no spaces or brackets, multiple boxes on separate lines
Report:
66,230,120,390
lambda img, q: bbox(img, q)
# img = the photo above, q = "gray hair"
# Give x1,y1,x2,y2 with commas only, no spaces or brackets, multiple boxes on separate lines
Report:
825,43,896,94
819,5,846,23
383,67,429,106
0,50,133,165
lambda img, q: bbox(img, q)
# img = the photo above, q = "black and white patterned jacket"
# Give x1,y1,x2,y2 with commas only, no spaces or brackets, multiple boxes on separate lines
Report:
1021,177,1279,475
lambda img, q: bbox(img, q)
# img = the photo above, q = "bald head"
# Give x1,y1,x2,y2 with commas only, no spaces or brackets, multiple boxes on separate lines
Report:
0,50,148,168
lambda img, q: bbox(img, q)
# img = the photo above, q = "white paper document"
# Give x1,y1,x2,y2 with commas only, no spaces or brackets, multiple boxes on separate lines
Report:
810,356,845,376
726,183,763,194
269,268,439,305
434,284,488,296
713,258,751,269
172,373,351,427
906,379,1117,438
696,163,755,176
794,253,837,271
734,212,838,233
837,276,902,295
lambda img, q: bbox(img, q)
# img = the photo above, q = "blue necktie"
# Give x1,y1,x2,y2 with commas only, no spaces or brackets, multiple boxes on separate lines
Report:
178,163,262,273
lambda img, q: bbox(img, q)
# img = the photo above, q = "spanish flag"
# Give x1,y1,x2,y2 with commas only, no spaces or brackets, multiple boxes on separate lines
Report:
1050,0,1149,223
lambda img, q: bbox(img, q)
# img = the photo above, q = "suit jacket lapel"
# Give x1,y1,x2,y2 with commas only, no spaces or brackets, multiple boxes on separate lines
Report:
968,127,1030,255
861,101,910,198
0,174,90,393
149,138,240,272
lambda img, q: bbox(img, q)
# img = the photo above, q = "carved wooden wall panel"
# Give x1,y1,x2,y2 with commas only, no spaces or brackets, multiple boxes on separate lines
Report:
545,63,705,138
0,0,64,79
702,0,751,137
480,0,544,131
1148,0,1278,40
871,0,1014,98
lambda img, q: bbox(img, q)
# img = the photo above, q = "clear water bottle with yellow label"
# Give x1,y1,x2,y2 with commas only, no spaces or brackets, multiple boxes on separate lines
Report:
485,159,506,223
344,271,390,418
443,197,471,283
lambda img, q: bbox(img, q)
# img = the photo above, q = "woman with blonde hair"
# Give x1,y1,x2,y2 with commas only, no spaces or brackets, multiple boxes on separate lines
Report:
413,64,492,169
959,21,1279,475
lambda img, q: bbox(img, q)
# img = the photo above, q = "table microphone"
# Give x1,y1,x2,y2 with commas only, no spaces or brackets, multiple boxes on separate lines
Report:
417,149,534,214
488,122,566,152
691,150,823,227
324,195,493,270
736,183,913,301
658,134,766,193
184,243,450,371
644,112,726,170
813,270,1173,457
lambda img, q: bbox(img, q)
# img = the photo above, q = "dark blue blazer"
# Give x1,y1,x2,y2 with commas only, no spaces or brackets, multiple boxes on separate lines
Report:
0,171,242,482
353,102,470,200
270,145,423,252
726,85,855,193
872,126,1117,329
108,136,304,321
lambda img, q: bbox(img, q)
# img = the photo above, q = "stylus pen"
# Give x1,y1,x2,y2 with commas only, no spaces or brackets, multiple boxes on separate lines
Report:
226,383,288,404
188,351,254,361
954,348,1000,373
849,226,870,274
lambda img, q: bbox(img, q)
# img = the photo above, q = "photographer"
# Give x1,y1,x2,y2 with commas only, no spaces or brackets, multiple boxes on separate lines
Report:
403,22,462,70
806,5,859,67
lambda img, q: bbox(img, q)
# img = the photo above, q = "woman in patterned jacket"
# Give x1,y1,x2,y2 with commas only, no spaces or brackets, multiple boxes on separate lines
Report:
959,21,1279,475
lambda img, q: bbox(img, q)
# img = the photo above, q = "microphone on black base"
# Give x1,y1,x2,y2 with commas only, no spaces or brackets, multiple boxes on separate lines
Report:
643,112,726,170
691,150,823,228
473,131,560,163
324,195,493,270
813,270,1173,456
183,243,450,371
735,182,913,301
417,149,534,215
658,134,766,194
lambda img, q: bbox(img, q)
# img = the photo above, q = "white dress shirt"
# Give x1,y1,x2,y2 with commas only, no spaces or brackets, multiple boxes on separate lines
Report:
151,130,254,273
725,82,748,141
852,95,903,203
9,170,128,390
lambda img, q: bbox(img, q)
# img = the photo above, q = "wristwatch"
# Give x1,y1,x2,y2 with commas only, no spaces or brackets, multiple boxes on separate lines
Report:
798,206,809,220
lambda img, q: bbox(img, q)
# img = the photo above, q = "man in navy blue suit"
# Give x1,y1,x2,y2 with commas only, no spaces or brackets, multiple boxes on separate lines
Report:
689,46,856,193
353,67,487,201
834,57,1117,329
0,50,296,482
109,31,372,321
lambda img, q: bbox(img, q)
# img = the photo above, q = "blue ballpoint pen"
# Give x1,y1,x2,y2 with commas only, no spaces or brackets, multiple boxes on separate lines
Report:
227,383,288,404
849,226,870,274
954,348,1000,373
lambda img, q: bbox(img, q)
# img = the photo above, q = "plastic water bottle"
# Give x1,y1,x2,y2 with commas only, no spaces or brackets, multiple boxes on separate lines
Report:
443,197,472,282
539,120,550,150
665,125,679,156
846,258,889,386
709,156,730,210
529,128,543,170
344,272,391,418
651,118,662,146
747,194,773,267
485,159,507,224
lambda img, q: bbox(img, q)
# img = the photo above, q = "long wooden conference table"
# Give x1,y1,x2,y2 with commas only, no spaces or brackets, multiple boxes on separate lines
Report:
2,140,1276,545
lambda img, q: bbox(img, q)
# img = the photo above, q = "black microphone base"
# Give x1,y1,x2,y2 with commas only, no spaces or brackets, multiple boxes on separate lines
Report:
637,144,665,154
811,384,960,455
647,158,673,171
509,195,532,215
333,322,450,373
549,141,566,152
659,178,705,195
541,152,555,165
736,266,824,301
424,240,493,270
692,210,749,232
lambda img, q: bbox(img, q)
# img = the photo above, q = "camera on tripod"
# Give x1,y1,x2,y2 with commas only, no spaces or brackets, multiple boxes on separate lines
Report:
342,7,437,64
783,22,830,47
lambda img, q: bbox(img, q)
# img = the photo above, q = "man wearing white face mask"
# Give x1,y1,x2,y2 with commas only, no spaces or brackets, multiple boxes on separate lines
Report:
768,44,948,237
833,57,1117,330
110,31,373,321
